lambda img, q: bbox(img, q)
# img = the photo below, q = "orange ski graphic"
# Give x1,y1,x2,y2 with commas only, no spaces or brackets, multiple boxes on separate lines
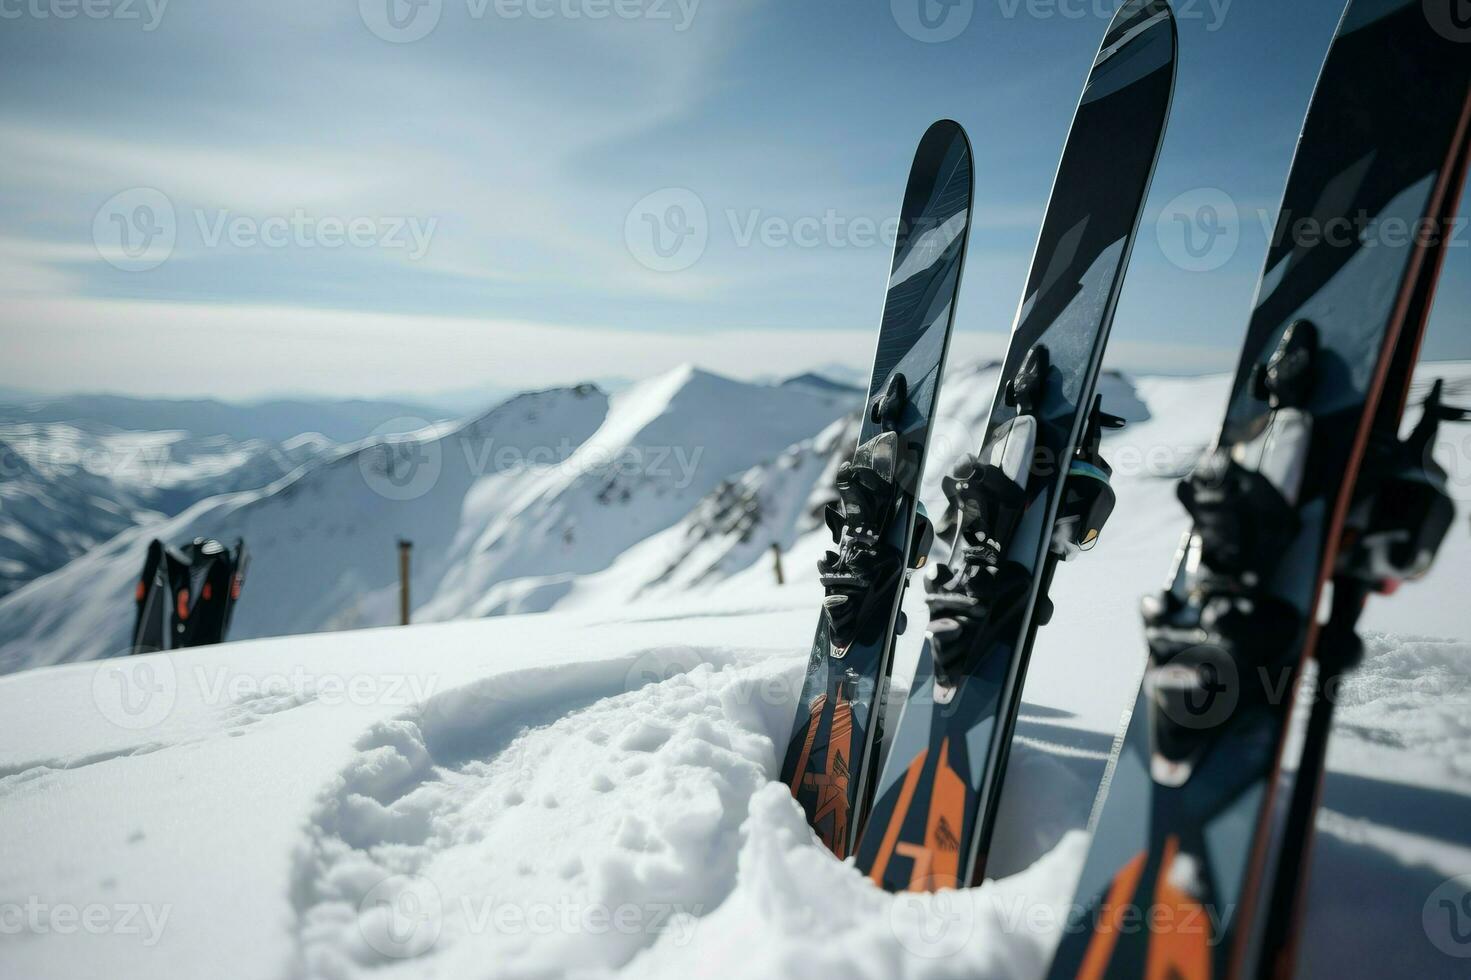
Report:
866,737,967,891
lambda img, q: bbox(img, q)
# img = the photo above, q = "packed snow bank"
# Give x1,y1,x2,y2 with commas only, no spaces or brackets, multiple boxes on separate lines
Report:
1,590,1467,980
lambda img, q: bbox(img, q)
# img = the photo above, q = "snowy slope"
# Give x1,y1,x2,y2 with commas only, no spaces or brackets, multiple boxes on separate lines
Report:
0,420,334,597
0,365,1468,979
0,591,1464,979
0,386,609,673
0,369,851,674
415,366,855,621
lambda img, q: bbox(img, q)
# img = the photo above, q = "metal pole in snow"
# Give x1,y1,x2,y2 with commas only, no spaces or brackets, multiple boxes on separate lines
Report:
771,542,785,586
398,539,412,625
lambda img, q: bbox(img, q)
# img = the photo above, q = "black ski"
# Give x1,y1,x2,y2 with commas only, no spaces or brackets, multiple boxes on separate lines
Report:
855,0,1176,892
779,120,973,859
130,536,250,654
1047,1,1471,976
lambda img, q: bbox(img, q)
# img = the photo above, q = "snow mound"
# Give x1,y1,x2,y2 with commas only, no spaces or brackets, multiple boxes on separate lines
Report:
293,653,793,976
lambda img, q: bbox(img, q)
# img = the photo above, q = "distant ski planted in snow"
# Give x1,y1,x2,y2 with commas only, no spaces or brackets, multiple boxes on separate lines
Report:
130,537,250,655
854,0,1176,893
1048,2,1471,977
779,120,973,858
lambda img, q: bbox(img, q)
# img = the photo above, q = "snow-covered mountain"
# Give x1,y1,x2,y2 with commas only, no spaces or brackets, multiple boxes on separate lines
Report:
0,420,335,597
0,368,854,673
0,393,447,445
0,394,449,597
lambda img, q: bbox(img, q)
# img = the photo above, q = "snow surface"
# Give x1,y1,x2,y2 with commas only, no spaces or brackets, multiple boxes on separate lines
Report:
1,363,1469,978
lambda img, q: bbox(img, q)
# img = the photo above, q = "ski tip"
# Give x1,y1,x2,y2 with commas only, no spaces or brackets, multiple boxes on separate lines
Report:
918,118,972,159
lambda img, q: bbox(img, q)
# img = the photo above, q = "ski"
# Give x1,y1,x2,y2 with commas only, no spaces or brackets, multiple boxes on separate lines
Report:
778,119,973,859
855,0,1176,892
130,536,250,654
1047,1,1471,976
1257,134,1471,980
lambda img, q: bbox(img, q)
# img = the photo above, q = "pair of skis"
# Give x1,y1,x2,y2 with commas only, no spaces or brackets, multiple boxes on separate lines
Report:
780,0,1178,880
1050,1,1471,977
131,536,251,655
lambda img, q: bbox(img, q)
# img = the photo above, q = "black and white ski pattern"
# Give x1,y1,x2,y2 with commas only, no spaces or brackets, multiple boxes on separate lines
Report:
855,0,1176,892
779,120,973,859
1049,2,1471,977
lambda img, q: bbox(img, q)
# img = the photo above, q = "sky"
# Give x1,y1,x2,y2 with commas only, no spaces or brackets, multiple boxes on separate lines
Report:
0,0,1467,401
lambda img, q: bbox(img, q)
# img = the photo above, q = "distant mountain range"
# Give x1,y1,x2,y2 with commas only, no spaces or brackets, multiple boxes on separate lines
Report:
0,393,452,445
0,362,1159,674
0,367,857,672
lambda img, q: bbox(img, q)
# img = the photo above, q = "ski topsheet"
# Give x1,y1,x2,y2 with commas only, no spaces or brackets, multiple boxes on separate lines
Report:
779,120,973,858
1048,2,1471,977
855,0,1176,892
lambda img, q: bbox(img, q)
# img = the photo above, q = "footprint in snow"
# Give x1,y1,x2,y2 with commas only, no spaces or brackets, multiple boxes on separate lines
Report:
289,648,797,975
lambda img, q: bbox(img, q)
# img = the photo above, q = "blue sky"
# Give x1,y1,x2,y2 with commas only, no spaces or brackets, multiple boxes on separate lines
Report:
0,0,1466,400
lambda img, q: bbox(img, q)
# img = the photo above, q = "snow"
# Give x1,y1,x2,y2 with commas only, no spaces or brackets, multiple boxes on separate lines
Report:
1,363,1469,978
